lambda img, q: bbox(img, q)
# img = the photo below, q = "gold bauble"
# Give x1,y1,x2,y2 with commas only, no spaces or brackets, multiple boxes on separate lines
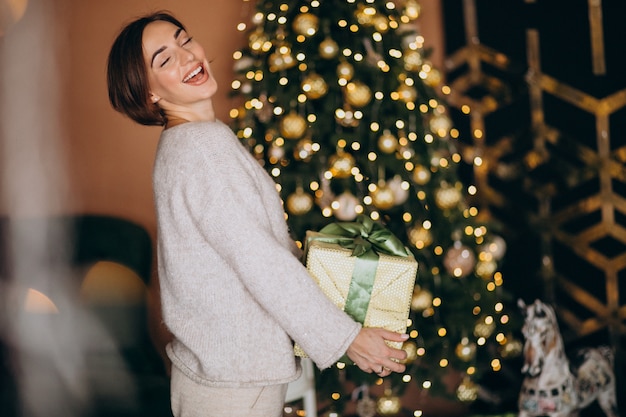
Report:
424,67,443,87
404,0,421,20
456,377,479,402
345,81,372,107
401,341,418,364
499,337,523,359
475,259,497,280
279,112,307,139
268,47,296,72
319,37,339,59
373,15,389,33
301,73,328,99
434,184,462,209
429,114,452,137
474,317,496,338
411,286,433,311
293,13,319,37
355,5,374,25
329,152,355,179
248,29,270,53
396,83,418,103
370,184,395,210
403,49,423,72
286,188,314,215
337,61,355,81
377,130,398,154
408,225,433,249
412,165,431,185
455,338,477,362
293,138,316,162
376,392,402,416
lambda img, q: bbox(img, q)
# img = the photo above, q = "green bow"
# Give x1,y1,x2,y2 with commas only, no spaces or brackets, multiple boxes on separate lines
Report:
306,215,410,325
316,215,409,258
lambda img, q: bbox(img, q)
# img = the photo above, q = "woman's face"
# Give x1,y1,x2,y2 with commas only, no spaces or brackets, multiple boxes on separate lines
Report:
142,20,218,112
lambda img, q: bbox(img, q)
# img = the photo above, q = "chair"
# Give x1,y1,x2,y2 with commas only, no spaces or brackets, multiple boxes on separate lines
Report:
285,358,317,417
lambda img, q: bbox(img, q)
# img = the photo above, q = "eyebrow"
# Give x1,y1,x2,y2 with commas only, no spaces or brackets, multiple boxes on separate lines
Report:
150,27,184,68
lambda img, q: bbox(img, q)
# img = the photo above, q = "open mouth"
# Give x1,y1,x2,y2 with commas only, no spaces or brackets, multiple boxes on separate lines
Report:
183,64,205,83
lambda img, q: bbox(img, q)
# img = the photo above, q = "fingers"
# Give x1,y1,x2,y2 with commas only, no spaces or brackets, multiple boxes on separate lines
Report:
347,328,410,376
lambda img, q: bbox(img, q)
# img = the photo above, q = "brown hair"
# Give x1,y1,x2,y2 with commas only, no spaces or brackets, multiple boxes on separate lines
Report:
107,11,186,126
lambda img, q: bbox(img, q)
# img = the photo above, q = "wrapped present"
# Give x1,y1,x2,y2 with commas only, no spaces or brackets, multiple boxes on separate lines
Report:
295,216,418,358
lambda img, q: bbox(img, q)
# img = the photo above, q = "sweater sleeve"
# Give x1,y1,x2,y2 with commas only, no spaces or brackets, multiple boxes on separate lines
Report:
173,126,361,368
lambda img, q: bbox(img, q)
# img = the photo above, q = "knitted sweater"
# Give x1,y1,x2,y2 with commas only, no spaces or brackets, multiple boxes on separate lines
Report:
152,121,361,388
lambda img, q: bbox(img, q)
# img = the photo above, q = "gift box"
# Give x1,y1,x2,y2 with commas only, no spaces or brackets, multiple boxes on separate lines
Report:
295,216,418,357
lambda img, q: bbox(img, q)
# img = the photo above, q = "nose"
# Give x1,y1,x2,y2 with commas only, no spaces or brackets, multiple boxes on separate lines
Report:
179,46,195,64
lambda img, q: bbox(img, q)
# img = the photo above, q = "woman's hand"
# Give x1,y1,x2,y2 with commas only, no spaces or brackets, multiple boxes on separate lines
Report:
346,328,409,377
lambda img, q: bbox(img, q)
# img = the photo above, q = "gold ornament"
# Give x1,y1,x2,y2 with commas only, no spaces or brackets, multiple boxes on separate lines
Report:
293,138,316,162
443,242,476,278
355,5,375,26
401,341,418,364
455,338,477,362
248,29,271,53
286,188,314,215
268,46,296,72
373,15,389,33
377,130,399,154
434,183,462,209
474,316,496,338
376,390,401,415
328,152,355,178
429,114,452,137
301,73,328,99
279,111,307,139
425,68,442,87
345,81,372,107
404,0,421,20
411,286,433,311
412,165,431,185
370,183,395,210
408,225,433,249
499,336,523,359
337,61,355,81
456,376,479,402
293,13,319,37
319,37,339,59
475,259,497,280
403,49,423,72
396,83,418,103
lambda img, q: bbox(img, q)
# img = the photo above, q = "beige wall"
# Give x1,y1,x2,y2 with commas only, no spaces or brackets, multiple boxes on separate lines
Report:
1,0,443,240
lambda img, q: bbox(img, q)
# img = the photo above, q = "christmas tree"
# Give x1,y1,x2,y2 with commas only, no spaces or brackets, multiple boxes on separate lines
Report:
230,0,520,415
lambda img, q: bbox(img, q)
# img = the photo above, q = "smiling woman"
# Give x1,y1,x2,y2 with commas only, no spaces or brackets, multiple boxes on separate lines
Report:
107,11,409,417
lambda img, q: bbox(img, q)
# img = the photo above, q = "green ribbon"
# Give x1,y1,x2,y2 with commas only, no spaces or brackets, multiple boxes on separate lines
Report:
307,215,409,324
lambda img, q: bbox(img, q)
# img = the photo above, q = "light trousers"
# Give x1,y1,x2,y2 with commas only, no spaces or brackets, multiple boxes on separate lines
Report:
170,365,288,417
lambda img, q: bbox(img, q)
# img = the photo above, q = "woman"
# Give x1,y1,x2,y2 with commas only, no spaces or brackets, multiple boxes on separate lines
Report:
107,11,408,417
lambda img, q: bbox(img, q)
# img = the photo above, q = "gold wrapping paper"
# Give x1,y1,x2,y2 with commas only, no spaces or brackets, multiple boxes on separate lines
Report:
295,235,418,357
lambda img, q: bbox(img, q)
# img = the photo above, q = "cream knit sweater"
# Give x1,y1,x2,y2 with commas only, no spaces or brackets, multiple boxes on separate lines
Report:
153,121,361,388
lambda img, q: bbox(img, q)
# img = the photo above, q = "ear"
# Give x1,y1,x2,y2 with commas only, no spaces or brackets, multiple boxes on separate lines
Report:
150,94,161,104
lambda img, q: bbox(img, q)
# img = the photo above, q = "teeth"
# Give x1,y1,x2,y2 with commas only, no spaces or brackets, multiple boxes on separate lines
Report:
183,66,202,82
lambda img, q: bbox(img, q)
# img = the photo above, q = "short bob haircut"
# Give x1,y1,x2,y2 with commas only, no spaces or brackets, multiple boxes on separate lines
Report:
107,11,185,126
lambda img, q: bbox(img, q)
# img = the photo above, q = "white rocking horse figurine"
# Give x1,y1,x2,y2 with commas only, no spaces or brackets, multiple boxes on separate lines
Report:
517,299,619,417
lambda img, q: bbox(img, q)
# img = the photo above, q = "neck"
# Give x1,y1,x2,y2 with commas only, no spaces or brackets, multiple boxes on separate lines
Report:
162,101,217,129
